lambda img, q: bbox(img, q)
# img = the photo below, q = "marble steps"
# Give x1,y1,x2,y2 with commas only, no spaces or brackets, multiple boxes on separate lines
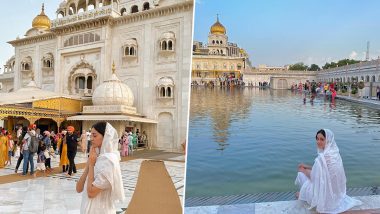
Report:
185,186,380,207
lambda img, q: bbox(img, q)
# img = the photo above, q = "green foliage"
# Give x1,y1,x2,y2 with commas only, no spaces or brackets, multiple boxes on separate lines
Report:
309,64,320,71
288,62,309,71
351,88,358,94
322,59,360,69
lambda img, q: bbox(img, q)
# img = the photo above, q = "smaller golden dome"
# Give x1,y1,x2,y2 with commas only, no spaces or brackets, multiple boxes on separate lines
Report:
240,49,245,54
210,16,226,35
32,4,51,30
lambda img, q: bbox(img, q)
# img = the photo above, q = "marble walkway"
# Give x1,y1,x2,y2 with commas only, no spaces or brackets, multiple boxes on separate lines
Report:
0,151,185,213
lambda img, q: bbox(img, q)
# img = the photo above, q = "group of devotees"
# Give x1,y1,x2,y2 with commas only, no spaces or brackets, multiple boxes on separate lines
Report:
0,122,140,213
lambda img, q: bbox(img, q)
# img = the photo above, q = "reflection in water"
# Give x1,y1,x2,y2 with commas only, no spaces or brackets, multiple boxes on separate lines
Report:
186,88,380,198
190,87,254,150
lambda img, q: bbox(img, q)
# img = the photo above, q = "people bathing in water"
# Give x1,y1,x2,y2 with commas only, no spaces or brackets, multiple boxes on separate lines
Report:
295,129,362,213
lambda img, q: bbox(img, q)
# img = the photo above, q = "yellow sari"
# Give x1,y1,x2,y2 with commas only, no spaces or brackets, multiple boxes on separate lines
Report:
58,137,69,166
0,136,8,168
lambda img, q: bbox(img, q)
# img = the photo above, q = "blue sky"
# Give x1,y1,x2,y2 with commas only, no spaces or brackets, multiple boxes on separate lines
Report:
0,0,61,73
194,0,380,67
1,0,380,71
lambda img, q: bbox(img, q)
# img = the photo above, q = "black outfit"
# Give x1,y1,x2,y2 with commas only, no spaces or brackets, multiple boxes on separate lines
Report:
66,133,78,175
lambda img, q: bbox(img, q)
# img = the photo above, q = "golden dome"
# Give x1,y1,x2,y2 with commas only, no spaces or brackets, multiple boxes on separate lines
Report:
210,16,226,35
32,4,51,30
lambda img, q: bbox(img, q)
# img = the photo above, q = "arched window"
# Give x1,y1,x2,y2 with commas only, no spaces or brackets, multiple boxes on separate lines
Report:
68,3,76,15
46,60,51,68
87,76,93,89
78,76,85,89
121,8,126,15
166,87,171,97
162,41,167,50
168,40,173,50
160,87,165,97
125,47,129,56
131,5,138,13
220,50,223,55
372,76,376,82
216,40,219,44
58,11,64,18
143,2,150,10
220,41,223,44
130,47,135,55
366,76,370,82
25,63,30,70
212,40,215,44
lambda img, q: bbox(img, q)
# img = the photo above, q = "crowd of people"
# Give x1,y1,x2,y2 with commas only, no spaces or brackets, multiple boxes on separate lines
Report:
291,80,337,103
0,124,147,177
192,74,245,87
0,122,141,213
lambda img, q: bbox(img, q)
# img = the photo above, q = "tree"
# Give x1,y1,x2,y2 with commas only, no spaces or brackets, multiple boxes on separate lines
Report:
322,59,360,69
289,62,308,71
309,64,320,71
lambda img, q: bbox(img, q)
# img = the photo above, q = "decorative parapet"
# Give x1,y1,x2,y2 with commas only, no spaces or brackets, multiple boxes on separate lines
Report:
51,5,115,29
83,105,137,115
0,72,15,80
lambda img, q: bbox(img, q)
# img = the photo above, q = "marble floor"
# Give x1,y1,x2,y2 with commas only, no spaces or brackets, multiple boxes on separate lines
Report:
0,156,185,214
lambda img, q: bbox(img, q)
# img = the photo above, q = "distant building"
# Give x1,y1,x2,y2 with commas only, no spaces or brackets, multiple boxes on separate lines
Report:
192,16,251,83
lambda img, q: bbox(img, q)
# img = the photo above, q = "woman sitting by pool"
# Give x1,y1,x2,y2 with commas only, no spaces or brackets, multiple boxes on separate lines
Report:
295,129,362,213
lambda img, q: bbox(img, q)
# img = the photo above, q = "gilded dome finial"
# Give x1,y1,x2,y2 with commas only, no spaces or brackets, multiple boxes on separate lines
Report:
32,3,51,29
210,14,226,35
112,61,116,74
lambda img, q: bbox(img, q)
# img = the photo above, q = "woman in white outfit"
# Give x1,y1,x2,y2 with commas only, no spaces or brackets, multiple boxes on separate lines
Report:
295,129,362,213
76,121,125,214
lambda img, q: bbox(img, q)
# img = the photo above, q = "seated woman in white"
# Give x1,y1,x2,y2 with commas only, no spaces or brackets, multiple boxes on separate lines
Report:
295,129,362,213
76,122,125,214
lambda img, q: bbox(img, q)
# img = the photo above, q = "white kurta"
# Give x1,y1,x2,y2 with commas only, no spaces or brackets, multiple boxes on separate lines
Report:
80,157,116,214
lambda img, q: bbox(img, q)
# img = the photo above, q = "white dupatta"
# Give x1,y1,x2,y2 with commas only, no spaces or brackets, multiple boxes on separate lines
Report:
97,123,125,202
299,129,362,213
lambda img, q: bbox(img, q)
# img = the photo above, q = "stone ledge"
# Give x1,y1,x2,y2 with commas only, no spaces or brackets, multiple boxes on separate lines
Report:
184,196,380,214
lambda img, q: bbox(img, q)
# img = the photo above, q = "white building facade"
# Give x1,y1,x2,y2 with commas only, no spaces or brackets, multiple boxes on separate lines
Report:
0,0,193,152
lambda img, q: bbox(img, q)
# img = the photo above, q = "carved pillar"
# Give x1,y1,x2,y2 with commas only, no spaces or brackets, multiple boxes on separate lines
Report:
85,75,88,91
7,117,14,133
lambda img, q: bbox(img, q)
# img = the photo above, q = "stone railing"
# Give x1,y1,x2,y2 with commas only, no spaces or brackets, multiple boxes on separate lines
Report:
51,5,115,28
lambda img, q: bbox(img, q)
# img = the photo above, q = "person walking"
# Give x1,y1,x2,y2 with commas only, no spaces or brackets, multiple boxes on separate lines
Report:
376,86,380,100
21,124,38,176
66,126,78,177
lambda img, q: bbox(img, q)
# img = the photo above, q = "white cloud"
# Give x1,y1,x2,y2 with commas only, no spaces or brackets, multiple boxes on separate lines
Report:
349,51,357,60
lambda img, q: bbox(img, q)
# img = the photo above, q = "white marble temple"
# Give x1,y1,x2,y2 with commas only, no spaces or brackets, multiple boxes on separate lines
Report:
0,158,184,214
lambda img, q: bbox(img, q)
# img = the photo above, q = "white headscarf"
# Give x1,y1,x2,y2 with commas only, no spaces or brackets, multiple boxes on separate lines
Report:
98,123,125,202
302,129,347,212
